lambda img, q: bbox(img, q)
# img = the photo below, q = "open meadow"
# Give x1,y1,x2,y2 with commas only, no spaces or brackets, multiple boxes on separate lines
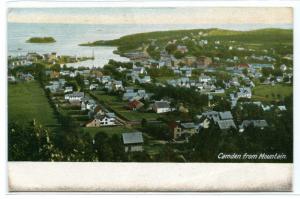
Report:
8,81,59,128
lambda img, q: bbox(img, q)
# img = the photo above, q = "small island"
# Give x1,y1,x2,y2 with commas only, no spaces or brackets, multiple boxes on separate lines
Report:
26,37,56,43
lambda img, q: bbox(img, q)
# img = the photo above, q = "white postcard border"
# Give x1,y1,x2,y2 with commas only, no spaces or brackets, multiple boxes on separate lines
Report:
8,162,293,192
1,0,300,195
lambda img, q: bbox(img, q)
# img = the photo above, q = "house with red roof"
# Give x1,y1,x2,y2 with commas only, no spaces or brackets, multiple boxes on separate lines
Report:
127,100,144,111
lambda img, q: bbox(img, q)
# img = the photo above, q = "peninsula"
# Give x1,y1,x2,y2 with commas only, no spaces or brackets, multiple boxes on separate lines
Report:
78,28,292,59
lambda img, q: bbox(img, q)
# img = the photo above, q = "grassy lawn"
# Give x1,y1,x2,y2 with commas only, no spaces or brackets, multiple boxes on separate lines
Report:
8,81,58,127
252,84,292,101
144,138,165,156
82,126,134,137
155,76,176,83
117,110,159,121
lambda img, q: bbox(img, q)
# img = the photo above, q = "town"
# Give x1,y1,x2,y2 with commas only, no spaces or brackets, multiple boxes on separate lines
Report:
8,28,293,162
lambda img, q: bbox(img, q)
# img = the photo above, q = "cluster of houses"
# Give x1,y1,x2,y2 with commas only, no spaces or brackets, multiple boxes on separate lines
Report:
100,77,124,92
230,87,252,108
8,55,32,68
122,88,152,101
8,52,89,69
200,111,237,130
167,108,271,141
63,90,119,127
43,69,121,128
169,122,201,140
126,65,152,84
7,72,35,82
166,73,227,95
45,79,67,93
199,110,269,133
121,87,175,114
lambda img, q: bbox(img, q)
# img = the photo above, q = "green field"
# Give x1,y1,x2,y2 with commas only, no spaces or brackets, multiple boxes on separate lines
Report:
8,81,58,127
252,84,293,101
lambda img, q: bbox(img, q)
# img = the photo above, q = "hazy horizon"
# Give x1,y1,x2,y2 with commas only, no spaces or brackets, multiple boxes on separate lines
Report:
8,7,293,25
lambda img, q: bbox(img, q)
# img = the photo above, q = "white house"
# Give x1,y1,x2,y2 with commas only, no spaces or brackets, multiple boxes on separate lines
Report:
280,64,287,71
132,66,146,74
64,86,73,93
276,76,284,82
116,66,127,72
89,83,99,90
70,71,78,78
8,75,16,82
199,74,211,83
45,81,62,93
65,92,84,102
84,79,90,86
237,87,252,98
112,80,124,91
81,99,97,111
86,115,116,127
153,101,171,113
60,70,71,76
137,76,151,84
278,105,287,111
100,76,112,84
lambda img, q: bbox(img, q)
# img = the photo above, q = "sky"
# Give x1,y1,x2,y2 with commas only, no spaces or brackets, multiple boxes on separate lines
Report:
7,7,293,25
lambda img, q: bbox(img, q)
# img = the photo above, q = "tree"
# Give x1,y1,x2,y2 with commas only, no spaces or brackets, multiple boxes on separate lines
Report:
155,145,183,162
165,43,177,54
262,68,273,77
52,64,61,72
272,69,283,77
242,68,248,76
213,98,231,112
8,120,61,161
129,151,151,162
8,122,33,161
109,134,127,161
174,50,185,59
93,132,113,161
142,123,170,140
75,74,85,91
147,45,160,60
141,118,147,127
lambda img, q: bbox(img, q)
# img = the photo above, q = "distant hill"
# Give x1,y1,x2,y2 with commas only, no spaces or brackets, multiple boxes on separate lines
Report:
26,37,56,43
79,28,293,55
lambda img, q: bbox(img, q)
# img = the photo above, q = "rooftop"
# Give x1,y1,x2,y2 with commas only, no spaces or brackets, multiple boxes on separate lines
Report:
122,132,144,145
240,120,268,128
180,122,197,129
218,119,236,130
154,101,170,109
219,111,233,120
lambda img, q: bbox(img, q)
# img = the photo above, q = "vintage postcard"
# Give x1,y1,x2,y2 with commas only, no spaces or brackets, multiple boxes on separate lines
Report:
6,3,294,192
